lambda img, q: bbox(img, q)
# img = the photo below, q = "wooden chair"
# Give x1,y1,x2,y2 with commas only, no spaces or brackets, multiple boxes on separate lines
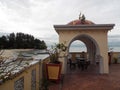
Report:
69,59,76,69
84,61,90,69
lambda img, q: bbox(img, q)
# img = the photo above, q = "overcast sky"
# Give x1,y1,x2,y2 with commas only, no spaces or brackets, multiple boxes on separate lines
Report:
0,0,120,43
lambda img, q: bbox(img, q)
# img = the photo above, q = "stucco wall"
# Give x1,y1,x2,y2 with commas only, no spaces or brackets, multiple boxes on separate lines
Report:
0,57,50,90
58,29,109,74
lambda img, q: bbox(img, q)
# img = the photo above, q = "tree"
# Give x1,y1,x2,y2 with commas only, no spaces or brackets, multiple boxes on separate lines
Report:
0,32,47,49
0,36,8,49
34,39,41,49
7,33,16,48
39,41,47,49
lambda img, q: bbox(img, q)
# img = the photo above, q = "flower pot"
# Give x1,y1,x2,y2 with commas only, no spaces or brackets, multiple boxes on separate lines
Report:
46,62,62,83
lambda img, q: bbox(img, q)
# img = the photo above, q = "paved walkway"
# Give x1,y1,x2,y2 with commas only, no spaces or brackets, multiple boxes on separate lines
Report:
49,64,120,90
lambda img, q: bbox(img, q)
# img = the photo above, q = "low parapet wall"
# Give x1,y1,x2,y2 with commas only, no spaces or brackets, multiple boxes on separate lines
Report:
0,52,50,90
69,52,120,64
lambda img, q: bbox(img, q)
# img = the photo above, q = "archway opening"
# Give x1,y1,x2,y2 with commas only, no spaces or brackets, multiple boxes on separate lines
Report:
69,40,87,52
67,34,100,73
54,21,114,74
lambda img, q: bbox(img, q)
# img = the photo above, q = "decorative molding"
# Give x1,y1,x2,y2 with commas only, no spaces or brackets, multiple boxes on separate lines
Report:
54,24,115,31
31,69,36,90
14,77,24,90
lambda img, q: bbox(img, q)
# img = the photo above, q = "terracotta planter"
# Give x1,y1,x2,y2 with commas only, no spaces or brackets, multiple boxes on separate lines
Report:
46,63,62,83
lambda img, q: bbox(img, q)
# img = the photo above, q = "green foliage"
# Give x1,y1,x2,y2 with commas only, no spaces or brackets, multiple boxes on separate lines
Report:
48,42,67,63
0,32,47,49
8,33,16,48
0,35,8,49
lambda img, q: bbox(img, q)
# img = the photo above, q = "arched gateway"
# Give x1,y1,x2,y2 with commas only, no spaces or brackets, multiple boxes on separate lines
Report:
54,15,115,74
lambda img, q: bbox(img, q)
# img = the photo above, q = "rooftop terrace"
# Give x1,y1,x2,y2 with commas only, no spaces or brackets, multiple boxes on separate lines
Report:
49,64,120,90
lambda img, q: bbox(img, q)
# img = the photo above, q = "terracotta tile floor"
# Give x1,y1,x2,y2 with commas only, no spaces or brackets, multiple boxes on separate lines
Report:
49,64,120,90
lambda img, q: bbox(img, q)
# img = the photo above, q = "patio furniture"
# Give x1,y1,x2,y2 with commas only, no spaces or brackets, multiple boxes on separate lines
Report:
68,59,76,69
76,58,90,71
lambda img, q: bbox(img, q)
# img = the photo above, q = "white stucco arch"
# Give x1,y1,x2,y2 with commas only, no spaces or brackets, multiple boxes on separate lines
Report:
54,24,115,74
68,34,100,63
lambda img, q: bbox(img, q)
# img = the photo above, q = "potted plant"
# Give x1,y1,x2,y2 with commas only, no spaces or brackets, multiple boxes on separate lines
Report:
46,42,67,83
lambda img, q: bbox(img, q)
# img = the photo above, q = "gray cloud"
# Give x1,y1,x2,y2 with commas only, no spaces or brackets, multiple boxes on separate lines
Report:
0,0,31,8
0,0,120,42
